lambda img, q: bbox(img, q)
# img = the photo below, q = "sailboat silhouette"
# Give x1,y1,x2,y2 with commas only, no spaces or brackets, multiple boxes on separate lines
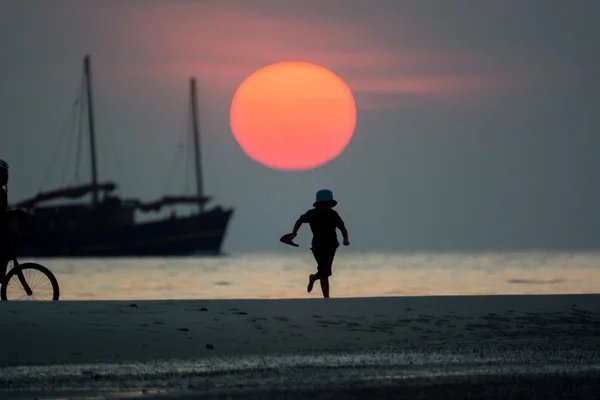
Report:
11,55,234,257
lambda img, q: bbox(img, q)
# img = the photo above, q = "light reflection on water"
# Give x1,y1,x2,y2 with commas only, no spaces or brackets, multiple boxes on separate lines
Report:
19,251,600,300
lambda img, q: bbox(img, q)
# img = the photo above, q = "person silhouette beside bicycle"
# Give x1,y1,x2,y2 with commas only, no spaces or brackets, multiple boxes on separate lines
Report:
0,159,60,300
0,159,10,278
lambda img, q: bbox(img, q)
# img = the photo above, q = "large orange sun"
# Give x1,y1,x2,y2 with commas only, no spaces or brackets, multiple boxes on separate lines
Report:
230,62,356,171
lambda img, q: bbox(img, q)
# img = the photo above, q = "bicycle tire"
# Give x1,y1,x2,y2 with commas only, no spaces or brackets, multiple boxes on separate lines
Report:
1,263,60,301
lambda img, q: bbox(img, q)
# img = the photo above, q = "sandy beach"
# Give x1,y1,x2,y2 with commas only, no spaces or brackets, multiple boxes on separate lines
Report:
2,294,600,399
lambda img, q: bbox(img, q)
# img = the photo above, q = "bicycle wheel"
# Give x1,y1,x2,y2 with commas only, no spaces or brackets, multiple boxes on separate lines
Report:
1,263,60,301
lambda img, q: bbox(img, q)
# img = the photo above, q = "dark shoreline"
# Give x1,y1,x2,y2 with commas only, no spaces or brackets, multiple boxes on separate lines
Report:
3,369,600,400
3,295,600,399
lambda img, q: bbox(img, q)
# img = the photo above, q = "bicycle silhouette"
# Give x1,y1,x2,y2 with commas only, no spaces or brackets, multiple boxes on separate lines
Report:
1,210,59,301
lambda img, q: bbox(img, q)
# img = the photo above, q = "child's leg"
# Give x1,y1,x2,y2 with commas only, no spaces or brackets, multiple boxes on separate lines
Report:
318,248,335,298
307,272,319,293
308,247,336,297
308,248,321,293
309,247,335,298
320,276,330,298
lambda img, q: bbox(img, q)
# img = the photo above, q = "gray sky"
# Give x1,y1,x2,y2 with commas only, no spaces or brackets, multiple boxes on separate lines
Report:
1,0,599,253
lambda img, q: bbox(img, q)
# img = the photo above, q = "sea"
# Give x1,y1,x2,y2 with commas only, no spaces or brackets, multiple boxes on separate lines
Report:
19,251,600,300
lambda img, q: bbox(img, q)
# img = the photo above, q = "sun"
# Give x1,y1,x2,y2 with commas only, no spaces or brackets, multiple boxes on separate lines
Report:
229,62,356,171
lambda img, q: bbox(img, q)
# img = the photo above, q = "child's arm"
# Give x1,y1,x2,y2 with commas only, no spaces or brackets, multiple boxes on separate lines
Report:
340,227,349,244
289,212,309,238
289,219,303,237
335,212,350,245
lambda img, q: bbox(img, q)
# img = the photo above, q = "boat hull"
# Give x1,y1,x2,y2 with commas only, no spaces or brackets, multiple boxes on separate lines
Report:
15,207,234,258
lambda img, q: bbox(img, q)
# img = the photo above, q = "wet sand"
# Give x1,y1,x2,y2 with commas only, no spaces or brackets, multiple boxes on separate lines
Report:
2,294,600,399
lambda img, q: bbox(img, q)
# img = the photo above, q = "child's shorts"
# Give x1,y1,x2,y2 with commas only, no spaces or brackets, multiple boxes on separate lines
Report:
311,246,337,277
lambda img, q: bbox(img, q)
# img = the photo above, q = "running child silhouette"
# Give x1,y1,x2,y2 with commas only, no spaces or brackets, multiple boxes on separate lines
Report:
283,189,349,298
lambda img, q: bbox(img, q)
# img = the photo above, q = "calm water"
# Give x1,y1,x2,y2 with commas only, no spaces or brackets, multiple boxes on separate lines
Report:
14,251,600,300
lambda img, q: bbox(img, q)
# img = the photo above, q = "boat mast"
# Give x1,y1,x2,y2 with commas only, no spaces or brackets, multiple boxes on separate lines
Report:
84,55,99,208
190,77,204,213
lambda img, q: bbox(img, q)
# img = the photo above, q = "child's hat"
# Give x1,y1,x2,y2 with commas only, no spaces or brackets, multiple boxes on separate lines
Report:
313,189,337,207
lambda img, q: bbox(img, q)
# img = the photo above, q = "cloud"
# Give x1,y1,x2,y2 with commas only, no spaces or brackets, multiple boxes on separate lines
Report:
98,2,540,109
350,75,519,95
